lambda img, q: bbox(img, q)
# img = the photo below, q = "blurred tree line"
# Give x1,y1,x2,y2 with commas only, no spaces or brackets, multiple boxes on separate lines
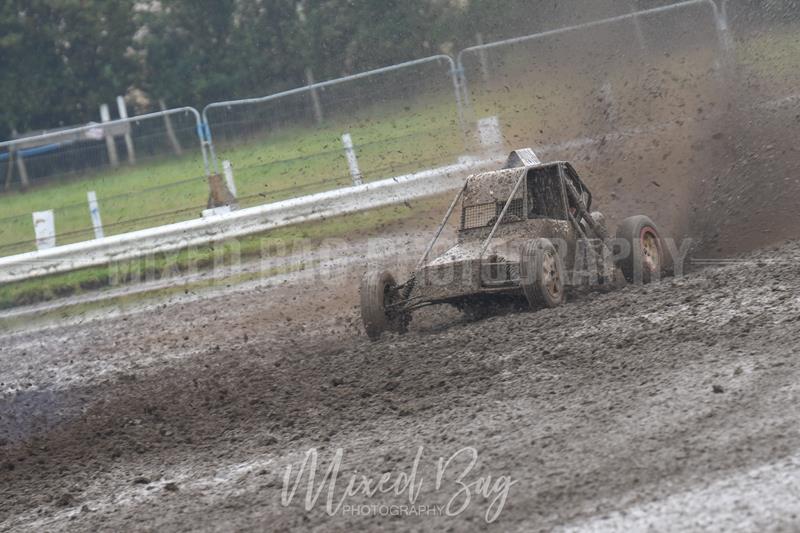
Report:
3,0,781,140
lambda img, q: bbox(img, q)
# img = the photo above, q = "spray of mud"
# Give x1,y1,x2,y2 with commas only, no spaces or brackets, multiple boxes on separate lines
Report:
471,1,800,259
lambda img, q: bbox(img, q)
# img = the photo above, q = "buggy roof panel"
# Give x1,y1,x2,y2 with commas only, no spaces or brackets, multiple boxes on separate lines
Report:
463,159,575,207
463,167,526,207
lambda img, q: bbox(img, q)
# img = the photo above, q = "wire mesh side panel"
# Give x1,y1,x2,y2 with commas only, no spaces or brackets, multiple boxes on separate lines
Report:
205,57,463,208
459,2,725,237
462,198,524,230
127,111,203,164
0,110,204,188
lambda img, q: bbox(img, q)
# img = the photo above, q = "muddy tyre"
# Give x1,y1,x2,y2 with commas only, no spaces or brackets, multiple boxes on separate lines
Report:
360,271,404,340
615,215,663,284
520,239,566,309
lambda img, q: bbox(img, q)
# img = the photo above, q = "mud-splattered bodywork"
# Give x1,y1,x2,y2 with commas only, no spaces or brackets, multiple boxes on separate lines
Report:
403,151,595,307
413,219,575,302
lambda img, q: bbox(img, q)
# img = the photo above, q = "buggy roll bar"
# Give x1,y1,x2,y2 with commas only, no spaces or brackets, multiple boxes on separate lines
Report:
479,170,527,259
415,161,599,270
416,181,469,271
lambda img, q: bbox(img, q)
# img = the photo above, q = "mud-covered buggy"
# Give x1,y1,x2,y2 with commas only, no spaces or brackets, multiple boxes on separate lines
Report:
360,149,664,340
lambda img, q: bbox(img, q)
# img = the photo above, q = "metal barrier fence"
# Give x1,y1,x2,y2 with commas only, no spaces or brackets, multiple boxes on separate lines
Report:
0,107,211,189
0,108,213,255
0,0,789,261
202,55,466,208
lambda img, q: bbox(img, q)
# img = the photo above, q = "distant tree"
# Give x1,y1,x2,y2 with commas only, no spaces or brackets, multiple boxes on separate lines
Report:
299,0,447,78
0,0,660,142
0,0,138,139
136,0,304,107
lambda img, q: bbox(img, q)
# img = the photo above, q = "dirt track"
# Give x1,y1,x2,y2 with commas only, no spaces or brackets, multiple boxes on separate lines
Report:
2,229,800,531
4,51,800,532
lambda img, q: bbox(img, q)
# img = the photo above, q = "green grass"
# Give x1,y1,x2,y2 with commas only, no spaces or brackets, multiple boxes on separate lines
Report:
1,21,796,261
0,193,451,311
0,93,463,256
735,26,800,98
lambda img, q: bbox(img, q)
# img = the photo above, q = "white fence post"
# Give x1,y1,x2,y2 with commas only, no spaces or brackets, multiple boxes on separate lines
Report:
32,210,56,250
116,96,136,165
718,0,736,58
342,133,363,186
222,160,239,210
477,116,505,157
222,160,237,197
87,191,104,239
99,104,120,167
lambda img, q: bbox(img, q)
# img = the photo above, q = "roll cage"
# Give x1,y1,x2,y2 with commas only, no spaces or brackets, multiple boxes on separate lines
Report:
416,157,596,270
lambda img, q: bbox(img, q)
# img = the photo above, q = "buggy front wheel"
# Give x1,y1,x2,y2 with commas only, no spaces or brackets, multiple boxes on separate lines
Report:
520,239,566,309
360,270,406,340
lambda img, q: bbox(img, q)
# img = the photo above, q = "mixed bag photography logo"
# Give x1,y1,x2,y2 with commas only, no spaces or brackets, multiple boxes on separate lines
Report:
281,446,518,523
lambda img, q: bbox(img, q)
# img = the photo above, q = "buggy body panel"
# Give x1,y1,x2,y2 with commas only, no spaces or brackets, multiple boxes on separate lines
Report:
412,218,575,303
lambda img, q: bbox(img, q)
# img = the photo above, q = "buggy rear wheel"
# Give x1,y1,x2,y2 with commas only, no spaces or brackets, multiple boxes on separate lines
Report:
616,215,663,284
520,239,566,309
360,270,406,340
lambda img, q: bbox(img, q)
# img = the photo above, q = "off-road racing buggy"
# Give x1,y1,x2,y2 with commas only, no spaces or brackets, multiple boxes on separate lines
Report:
360,149,664,340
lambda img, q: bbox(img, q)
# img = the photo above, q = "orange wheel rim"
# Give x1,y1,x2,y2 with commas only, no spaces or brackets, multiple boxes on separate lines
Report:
640,227,661,273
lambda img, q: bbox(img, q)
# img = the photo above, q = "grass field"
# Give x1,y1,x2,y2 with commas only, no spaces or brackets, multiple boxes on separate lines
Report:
0,193,451,311
0,14,795,262
735,26,800,98
0,94,463,256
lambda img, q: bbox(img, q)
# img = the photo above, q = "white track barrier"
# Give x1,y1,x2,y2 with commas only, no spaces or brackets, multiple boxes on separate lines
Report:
7,89,792,285
0,156,500,283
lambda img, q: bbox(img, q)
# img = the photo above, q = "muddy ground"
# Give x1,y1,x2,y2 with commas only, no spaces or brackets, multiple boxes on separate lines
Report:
4,50,800,532
1,223,800,531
